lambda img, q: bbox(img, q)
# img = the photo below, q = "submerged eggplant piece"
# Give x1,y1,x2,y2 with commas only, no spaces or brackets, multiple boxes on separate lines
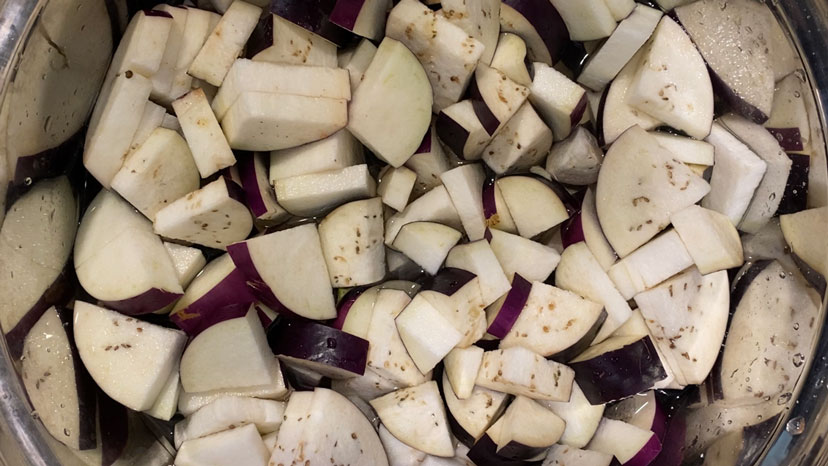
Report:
499,0,568,65
570,334,667,404
268,318,368,378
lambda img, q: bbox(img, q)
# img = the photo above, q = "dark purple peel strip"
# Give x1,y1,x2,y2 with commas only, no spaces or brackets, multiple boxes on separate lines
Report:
777,153,809,216
143,9,173,18
436,111,471,159
560,212,585,248
766,127,805,152
331,287,367,329
99,288,182,316
549,308,606,364
570,335,668,405
98,389,129,466
468,80,501,136
5,268,74,360
246,14,275,58
570,93,588,127
267,318,368,376
56,307,98,450
502,0,570,64
482,177,498,219
223,175,248,206
169,268,255,336
708,65,769,124
427,267,477,296
486,274,532,338
625,433,663,466
415,126,433,154
237,152,267,217
329,0,366,31
226,242,295,317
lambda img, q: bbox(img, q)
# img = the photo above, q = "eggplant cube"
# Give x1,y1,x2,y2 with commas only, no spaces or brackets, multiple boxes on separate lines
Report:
173,397,286,449
443,346,484,400
111,128,200,221
607,229,694,300
188,0,262,87
175,423,269,466
671,205,744,274
154,177,253,250
378,166,417,212
396,294,464,373
393,222,463,276
550,0,617,41
347,38,433,168
249,14,338,68
483,103,553,175
386,0,485,112
318,197,386,287
172,88,236,178
74,301,187,411
269,129,364,182
385,185,462,245
476,346,575,401
273,164,377,218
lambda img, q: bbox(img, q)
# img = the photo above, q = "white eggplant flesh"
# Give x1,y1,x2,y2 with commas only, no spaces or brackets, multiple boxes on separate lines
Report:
780,207,828,278
444,346,485,400
488,229,560,283
601,49,662,145
319,197,386,287
179,309,280,394
73,301,186,411
441,164,488,241
483,103,553,175
385,185,463,245
550,0,617,41
251,14,338,67
188,1,262,86
530,62,587,141
546,126,604,186
670,205,744,275
273,164,376,218
596,125,709,257
701,122,768,226
153,177,252,250
577,4,662,92
378,166,417,212
393,222,463,276
340,39,378,92
446,240,512,306
476,346,575,401
212,59,351,120
608,229,694,300
347,37,433,168
490,33,532,87
441,0,500,64
370,381,455,457
111,127,199,221
651,132,715,167
396,294,464,373
497,176,569,239
172,88,236,178
269,129,364,182
542,444,612,466
174,396,286,448
627,17,714,139
540,382,605,449
386,0,485,112
163,242,206,289
175,423,269,466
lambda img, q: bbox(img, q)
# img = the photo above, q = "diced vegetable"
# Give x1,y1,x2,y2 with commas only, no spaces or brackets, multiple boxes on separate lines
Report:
370,381,455,457
586,418,662,466
546,126,603,185
228,224,336,320
385,185,463,245
74,301,187,411
175,423,269,466
540,382,605,448
627,17,714,139
780,207,828,279
111,128,199,221
22,307,96,450
601,49,662,145
543,444,612,466
489,229,561,282
173,397,285,448
378,166,417,212
577,4,662,92
551,0,617,41
443,346,485,399
269,129,364,182
529,62,587,141
483,103,554,175
675,0,775,123
318,197,386,287
393,222,463,275
248,14,338,67
476,346,575,401
570,334,667,404
496,176,569,239
154,177,253,250
490,33,532,87
172,88,236,178
670,205,744,274
499,0,568,65
267,318,369,378
607,229,694,300
596,125,709,257
701,122,768,225
386,0,485,112
496,396,565,459
188,1,262,86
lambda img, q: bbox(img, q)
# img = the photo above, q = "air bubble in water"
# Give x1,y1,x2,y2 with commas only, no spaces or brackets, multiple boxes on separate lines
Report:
794,322,800,330
793,353,805,367
787,416,806,436
23,177,32,186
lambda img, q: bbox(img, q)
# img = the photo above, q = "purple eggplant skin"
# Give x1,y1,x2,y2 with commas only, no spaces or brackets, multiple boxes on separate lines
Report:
227,241,296,317
651,415,686,466
278,361,332,392
331,286,368,330
501,0,570,65
329,0,368,31
482,177,498,220
570,94,588,128
269,0,352,46
415,126,433,154
709,67,769,124
468,80,501,136
50,307,98,450
246,14,275,58
766,128,805,152
570,336,668,405
486,274,532,339
560,212,585,248
236,152,267,218
99,288,183,317
496,441,549,461
625,434,663,466
423,267,477,296
5,268,75,360
98,389,129,466
549,309,607,364
467,434,545,466
169,268,256,336
436,110,471,159
776,153,809,216
267,318,369,377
